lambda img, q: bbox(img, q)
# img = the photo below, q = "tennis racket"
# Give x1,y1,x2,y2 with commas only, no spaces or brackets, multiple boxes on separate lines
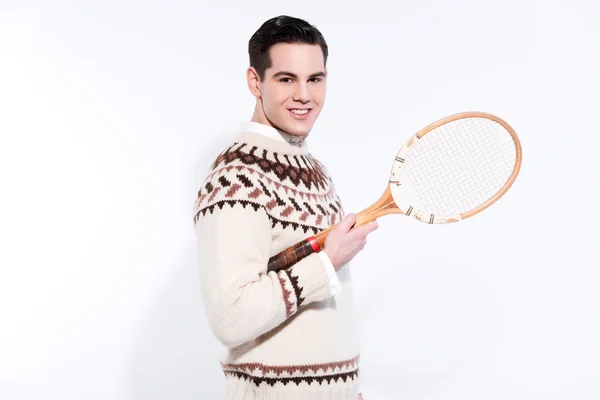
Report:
266,111,522,273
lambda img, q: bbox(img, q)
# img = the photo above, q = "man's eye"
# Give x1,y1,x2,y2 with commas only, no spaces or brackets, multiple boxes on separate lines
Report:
280,78,292,83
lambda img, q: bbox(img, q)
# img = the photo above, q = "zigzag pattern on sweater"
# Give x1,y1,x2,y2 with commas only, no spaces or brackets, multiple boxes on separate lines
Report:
209,142,330,191
277,267,303,318
223,369,359,386
193,155,345,233
220,355,360,387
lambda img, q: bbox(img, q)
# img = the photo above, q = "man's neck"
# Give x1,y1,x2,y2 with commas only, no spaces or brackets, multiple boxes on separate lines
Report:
249,118,306,146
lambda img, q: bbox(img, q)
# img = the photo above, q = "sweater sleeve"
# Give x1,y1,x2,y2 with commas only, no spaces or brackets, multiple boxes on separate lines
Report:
194,201,334,348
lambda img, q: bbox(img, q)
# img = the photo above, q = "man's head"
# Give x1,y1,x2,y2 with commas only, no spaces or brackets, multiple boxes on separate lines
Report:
247,15,329,139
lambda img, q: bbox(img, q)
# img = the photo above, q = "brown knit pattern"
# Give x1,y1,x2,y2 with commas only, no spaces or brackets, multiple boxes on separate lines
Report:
221,355,360,386
193,141,345,235
223,370,358,386
210,142,330,191
276,269,300,318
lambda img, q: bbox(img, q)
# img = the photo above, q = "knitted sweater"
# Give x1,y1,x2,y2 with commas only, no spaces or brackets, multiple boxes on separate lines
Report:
193,123,362,399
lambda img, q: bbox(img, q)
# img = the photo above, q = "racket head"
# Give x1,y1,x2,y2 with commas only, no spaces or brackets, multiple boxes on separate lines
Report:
388,111,522,224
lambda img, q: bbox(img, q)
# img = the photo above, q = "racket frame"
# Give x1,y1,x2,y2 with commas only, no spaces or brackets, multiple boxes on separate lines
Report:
388,111,522,224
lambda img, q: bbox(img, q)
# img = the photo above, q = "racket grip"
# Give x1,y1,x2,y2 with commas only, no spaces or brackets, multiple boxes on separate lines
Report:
267,236,321,273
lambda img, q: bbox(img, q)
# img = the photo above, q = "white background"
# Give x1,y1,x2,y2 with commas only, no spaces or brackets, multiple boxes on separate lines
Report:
1,1,599,399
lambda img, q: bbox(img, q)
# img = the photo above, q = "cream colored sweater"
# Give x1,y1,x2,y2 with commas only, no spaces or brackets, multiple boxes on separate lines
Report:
193,124,361,399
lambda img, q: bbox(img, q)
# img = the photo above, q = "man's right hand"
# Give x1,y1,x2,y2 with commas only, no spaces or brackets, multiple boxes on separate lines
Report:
323,213,378,271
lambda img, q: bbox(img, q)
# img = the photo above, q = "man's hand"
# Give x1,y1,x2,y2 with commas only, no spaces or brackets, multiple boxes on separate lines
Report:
323,213,378,271
357,393,364,400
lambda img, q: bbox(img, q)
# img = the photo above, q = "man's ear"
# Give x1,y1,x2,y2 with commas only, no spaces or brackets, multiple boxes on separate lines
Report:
247,67,261,97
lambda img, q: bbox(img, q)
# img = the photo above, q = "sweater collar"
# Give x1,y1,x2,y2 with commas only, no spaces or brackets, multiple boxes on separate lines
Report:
241,122,306,147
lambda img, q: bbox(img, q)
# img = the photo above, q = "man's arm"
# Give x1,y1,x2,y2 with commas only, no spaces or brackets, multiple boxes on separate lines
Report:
194,202,334,348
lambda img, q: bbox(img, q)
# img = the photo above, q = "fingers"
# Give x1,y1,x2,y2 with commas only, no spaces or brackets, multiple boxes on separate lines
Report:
335,213,357,233
323,215,376,271
349,219,378,238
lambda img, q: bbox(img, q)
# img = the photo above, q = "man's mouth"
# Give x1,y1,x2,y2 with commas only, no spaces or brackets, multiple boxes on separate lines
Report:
288,108,313,121
289,108,311,115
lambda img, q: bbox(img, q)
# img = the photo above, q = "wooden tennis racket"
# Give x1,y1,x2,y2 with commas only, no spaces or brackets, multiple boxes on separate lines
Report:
266,111,522,273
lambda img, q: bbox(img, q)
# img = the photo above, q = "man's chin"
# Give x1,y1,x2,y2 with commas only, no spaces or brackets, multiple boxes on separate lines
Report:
268,116,315,138
282,121,314,138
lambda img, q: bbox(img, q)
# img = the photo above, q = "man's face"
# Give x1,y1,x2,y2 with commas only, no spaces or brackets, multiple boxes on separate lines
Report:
250,42,327,137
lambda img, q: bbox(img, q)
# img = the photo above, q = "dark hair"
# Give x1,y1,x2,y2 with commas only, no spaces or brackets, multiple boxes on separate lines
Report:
248,15,329,80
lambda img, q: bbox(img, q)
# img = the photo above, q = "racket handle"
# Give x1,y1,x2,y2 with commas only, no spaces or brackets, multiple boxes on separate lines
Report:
266,203,386,273
267,236,322,273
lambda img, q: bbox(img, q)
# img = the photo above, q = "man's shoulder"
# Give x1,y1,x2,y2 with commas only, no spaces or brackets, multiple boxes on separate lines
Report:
192,140,272,223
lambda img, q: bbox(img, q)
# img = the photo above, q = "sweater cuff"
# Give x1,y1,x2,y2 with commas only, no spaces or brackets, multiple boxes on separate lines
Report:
282,252,334,307
318,251,342,295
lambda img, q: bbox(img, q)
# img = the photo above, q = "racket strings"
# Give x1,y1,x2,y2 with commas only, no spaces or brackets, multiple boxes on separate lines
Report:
403,117,517,216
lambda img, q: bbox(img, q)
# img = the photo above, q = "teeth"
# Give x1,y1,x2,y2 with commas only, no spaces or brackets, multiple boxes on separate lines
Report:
290,109,309,115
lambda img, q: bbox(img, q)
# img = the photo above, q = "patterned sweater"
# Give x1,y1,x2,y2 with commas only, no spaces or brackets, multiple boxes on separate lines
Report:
193,123,362,399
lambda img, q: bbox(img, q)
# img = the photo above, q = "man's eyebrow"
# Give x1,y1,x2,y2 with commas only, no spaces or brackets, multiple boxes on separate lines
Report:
272,71,326,79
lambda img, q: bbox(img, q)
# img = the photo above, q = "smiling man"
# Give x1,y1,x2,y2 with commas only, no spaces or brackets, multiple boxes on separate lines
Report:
247,39,326,138
193,15,377,399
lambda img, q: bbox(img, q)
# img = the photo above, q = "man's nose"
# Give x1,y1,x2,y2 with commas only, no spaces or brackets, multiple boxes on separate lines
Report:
292,83,311,104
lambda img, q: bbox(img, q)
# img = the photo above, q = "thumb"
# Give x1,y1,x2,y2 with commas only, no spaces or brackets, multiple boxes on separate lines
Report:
336,213,356,233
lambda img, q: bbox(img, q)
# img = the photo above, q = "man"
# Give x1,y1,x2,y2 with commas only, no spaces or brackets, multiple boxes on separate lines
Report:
193,15,377,399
